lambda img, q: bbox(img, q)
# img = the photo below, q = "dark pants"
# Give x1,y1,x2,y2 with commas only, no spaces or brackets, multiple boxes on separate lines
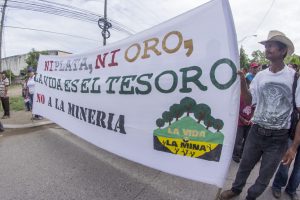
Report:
231,124,289,199
272,140,300,195
1,97,10,117
233,125,251,160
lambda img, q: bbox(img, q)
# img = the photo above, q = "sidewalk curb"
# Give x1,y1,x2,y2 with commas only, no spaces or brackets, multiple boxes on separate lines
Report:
3,121,54,129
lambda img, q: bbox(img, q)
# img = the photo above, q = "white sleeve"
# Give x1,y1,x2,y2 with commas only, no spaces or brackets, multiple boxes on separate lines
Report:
249,76,258,105
4,78,9,86
295,78,300,108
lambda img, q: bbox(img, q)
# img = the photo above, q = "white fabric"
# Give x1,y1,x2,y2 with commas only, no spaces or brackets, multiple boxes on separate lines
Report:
27,76,35,94
250,66,299,129
33,0,239,188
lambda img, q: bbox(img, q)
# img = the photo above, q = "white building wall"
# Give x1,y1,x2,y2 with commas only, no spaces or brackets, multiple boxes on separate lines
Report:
1,54,27,75
0,50,71,75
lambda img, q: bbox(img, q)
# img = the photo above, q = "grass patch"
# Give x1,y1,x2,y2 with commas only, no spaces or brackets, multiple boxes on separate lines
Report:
0,96,25,112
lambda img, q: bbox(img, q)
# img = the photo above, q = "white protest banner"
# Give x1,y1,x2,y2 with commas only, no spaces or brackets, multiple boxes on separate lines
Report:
34,0,239,187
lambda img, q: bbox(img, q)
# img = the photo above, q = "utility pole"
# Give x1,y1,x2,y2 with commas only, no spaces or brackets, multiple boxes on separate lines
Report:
98,0,111,46
103,0,107,46
0,0,8,71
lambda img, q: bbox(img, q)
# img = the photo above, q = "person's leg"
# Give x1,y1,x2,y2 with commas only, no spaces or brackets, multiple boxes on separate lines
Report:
29,94,36,118
240,125,251,157
286,146,300,195
246,134,289,199
3,97,9,117
0,97,5,116
272,163,289,191
29,94,42,119
220,126,262,200
231,125,263,193
232,126,244,162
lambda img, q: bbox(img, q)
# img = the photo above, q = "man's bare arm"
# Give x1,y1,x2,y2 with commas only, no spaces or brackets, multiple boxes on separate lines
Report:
281,107,300,165
238,70,252,105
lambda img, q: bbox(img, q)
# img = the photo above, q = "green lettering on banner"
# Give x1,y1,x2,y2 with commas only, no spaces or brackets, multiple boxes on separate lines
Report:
119,75,137,94
65,80,71,92
155,70,178,93
135,73,153,95
210,58,237,90
90,77,101,93
180,66,207,93
81,78,92,93
106,76,121,94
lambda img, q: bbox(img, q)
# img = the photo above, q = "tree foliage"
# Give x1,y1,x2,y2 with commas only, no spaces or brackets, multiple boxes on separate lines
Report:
25,49,49,71
213,119,224,132
162,111,173,125
155,97,224,132
204,115,215,130
240,46,250,69
251,50,268,65
193,104,211,123
169,104,184,121
180,97,196,116
287,54,300,66
156,118,165,129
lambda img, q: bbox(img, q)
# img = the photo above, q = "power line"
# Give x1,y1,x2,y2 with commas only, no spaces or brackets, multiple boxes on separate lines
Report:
6,0,135,35
4,25,98,41
253,0,276,33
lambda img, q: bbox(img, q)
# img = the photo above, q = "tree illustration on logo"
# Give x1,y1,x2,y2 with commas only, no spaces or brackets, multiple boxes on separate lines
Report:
180,97,196,116
169,104,184,121
204,115,215,130
162,111,173,125
156,118,165,129
193,104,211,123
154,96,225,162
213,119,224,132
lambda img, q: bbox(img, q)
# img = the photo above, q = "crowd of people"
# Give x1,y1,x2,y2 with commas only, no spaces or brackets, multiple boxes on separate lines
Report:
220,30,300,200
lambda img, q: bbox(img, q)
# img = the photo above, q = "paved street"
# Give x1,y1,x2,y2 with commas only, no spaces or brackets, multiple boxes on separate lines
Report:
0,125,297,200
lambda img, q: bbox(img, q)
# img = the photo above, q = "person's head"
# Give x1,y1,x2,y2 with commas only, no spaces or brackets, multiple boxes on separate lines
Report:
259,30,294,61
249,62,260,75
0,71,6,78
27,67,34,77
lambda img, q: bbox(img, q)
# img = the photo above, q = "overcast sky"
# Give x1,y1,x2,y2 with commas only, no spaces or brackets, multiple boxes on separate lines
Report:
2,0,300,58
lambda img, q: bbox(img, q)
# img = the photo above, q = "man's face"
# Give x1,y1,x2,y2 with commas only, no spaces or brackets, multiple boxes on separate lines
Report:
264,41,287,61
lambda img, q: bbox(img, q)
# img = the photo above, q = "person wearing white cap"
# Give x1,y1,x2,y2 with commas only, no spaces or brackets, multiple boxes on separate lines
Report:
220,30,300,200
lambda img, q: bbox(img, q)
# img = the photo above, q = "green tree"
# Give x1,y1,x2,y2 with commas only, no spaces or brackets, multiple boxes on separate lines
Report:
286,54,300,66
162,111,173,125
204,115,215,130
180,97,196,116
213,119,224,132
25,49,48,71
240,46,250,69
251,50,268,65
3,69,15,82
156,118,165,129
169,104,184,121
193,103,211,123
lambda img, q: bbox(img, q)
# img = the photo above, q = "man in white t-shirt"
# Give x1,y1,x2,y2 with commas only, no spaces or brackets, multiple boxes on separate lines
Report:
220,31,300,200
0,71,10,118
